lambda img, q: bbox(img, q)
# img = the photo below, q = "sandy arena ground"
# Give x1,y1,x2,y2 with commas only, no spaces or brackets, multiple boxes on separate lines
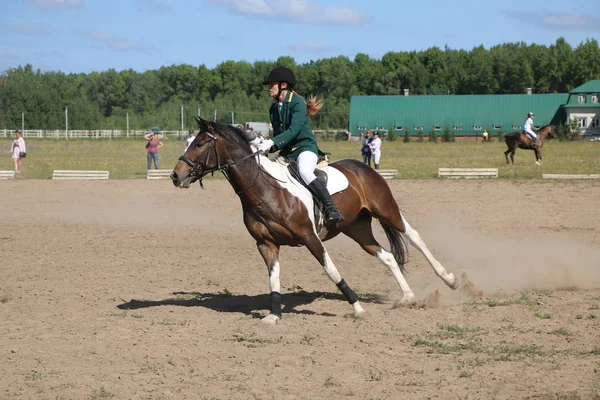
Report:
1,178,599,400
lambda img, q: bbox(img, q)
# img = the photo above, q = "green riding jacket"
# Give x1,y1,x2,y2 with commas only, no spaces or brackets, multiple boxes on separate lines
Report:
269,91,320,161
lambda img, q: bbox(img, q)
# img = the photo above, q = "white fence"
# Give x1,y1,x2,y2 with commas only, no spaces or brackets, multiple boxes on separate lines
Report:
0,129,189,139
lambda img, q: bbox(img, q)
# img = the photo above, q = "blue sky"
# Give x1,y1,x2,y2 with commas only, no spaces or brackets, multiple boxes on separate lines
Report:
1,0,599,74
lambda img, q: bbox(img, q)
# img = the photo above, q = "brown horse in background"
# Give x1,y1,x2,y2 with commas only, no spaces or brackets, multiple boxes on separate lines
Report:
504,124,555,165
170,117,458,324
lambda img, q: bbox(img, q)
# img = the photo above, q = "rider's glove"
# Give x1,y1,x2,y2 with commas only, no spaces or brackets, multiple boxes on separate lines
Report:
257,139,274,153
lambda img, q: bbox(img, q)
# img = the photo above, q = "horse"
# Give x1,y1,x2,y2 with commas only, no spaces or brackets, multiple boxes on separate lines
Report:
504,124,555,165
170,117,458,324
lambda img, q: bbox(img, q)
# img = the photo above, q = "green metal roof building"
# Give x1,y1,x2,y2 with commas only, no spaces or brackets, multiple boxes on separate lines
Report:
349,93,569,138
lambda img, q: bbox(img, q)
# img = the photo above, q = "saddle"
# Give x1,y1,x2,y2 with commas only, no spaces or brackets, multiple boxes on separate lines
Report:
287,159,328,186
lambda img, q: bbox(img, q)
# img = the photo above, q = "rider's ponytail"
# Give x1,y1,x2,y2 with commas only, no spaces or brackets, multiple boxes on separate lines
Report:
292,91,323,116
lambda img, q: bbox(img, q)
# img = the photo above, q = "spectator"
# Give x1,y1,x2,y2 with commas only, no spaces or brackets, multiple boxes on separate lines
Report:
11,130,26,173
361,130,373,166
370,131,382,169
144,131,163,169
185,129,195,152
482,129,489,142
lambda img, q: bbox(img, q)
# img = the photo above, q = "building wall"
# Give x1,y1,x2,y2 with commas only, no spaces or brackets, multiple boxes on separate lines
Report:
349,93,568,138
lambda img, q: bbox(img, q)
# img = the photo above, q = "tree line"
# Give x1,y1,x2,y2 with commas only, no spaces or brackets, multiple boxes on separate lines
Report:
1,37,599,131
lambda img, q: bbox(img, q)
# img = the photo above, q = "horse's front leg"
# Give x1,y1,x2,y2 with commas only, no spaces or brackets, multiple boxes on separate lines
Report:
304,234,366,319
534,149,541,165
256,241,282,324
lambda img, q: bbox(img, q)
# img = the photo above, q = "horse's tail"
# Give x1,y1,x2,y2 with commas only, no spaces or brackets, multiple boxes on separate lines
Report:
380,219,409,273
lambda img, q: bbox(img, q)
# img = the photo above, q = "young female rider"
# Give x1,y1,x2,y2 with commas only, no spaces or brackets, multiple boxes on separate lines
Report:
256,66,344,227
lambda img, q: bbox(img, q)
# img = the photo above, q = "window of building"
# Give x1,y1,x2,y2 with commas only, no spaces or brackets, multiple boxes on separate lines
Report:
493,125,502,130
578,118,587,128
434,126,442,131
473,125,482,130
512,125,522,130
377,126,385,130
414,126,423,131
358,126,367,130
578,94,586,104
592,94,599,103
592,119,599,128
452,126,463,130
395,126,403,131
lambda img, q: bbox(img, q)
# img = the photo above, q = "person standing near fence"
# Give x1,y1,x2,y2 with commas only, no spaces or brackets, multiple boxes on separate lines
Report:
144,131,163,169
11,130,26,173
185,129,195,152
361,130,373,166
370,131,382,169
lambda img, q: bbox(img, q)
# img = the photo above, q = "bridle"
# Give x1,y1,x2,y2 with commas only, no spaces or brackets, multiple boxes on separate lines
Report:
177,130,263,195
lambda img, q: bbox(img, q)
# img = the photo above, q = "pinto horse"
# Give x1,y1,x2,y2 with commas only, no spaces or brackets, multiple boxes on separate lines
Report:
504,124,555,165
171,117,458,324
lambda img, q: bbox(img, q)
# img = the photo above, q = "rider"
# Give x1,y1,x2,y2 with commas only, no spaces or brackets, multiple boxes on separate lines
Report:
523,112,538,148
256,66,344,228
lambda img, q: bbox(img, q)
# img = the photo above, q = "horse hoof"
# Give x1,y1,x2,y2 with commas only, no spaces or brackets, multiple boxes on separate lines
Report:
393,294,416,308
344,310,367,320
261,314,280,325
446,273,459,290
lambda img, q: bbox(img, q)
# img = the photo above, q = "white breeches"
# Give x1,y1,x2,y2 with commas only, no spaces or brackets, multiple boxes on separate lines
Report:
297,151,318,184
524,128,537,139
372,152,381,164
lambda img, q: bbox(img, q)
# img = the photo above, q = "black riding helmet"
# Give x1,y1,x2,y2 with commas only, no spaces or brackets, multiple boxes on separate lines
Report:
263,66,296,86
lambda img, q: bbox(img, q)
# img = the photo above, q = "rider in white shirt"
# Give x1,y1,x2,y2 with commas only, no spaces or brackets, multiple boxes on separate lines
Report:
369,131,382,169
523,112,537,147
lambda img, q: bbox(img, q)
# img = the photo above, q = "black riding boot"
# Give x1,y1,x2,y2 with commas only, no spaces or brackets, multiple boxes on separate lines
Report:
374,163,380,170
308,179,344,227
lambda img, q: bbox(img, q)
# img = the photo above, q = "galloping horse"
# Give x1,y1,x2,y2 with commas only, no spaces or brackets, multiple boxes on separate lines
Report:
504,124,555,165
171,117,458,324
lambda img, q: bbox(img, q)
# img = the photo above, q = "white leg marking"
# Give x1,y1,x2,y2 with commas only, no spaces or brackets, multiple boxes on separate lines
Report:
268,260,280,293
322,250,342,283
376,249,415,305
401,216,458,290
261,260,281,324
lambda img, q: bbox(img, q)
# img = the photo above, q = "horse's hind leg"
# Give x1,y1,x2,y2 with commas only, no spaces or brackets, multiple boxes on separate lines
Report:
256,241,282,324
401,215,458,290
504,147,511,164
343,215,416,305
303,232,366,319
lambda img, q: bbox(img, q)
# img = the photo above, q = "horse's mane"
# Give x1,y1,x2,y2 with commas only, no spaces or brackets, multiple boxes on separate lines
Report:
216,123,255,150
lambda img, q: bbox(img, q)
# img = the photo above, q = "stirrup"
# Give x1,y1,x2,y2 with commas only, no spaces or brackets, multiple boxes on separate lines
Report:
324,207,344,226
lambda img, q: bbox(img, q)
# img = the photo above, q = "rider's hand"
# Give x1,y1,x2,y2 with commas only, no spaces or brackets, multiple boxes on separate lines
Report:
257,139,274,153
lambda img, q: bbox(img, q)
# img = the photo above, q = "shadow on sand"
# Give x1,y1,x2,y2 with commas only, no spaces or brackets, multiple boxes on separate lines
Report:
117,290,386,319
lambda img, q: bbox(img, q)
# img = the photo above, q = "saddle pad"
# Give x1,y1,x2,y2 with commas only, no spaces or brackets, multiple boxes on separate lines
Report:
319,166,348,195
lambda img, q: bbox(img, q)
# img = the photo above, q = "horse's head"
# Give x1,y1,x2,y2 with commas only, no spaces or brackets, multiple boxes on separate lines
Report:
540,124,556,139
170,117,255,188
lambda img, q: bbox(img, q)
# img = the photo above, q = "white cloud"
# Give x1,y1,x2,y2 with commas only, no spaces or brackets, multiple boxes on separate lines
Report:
287,42,330,53
9,22,53,36
0,51,20,60
207,0,368,26
135,0,173,13
81,28,157,53
28,0,83,10
508,11,600,32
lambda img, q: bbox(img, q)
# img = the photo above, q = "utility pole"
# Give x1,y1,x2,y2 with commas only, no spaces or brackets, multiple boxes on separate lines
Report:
181,104,184,132
65,106,69,140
